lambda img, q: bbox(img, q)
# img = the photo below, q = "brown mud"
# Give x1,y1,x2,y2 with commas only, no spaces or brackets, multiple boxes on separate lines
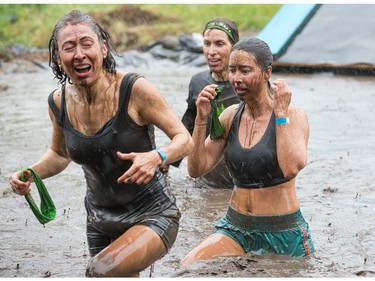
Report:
0,58,375,278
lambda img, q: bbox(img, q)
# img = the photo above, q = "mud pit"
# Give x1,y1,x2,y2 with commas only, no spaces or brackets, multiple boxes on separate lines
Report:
0,59,374,277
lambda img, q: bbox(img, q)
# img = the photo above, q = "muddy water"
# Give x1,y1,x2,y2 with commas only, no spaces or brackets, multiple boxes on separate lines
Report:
0,59,375,277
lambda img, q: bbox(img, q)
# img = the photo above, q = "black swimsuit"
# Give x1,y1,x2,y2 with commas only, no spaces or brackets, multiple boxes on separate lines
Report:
48,73,180,256
224,101,288,188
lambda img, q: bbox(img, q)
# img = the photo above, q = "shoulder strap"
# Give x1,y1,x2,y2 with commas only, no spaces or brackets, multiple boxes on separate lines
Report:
118,72,142,112
226,101,245,138
47,88,64,127
232,101,245,126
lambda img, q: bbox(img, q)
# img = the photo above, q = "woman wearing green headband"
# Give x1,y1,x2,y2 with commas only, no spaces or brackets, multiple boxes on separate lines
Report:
165,18,240,190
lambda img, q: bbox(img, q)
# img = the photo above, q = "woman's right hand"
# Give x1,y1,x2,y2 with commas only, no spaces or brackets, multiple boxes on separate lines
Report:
9,170,32,196
195,84,218,120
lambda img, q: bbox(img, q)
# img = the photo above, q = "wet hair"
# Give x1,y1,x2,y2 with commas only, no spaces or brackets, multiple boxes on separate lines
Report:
203,17,239,45
232,37,273,72
48,10,118,85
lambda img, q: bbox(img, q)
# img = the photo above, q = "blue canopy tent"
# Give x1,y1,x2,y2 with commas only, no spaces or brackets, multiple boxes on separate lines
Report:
257,4,375,75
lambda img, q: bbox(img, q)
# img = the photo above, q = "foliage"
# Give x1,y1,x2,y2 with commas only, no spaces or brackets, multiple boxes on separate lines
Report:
141,4,280,33
0,3,281,57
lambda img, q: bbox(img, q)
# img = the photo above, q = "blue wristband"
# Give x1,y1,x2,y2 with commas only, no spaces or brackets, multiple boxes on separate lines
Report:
154,148,167,165
276,117,290,125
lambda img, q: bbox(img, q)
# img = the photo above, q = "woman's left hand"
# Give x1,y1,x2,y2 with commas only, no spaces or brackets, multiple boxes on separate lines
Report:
116,151,160,186
271,79,292,117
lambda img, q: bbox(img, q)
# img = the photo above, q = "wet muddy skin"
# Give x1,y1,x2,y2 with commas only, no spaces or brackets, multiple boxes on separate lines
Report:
0,59,374,277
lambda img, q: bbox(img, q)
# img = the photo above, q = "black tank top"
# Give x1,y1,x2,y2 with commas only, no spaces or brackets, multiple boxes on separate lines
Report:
224,101,288,188
48,73,177,235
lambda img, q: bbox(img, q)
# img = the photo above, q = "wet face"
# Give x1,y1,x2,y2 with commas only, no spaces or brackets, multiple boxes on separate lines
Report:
57,23,107,87
203,29,232,79
228,50,264,100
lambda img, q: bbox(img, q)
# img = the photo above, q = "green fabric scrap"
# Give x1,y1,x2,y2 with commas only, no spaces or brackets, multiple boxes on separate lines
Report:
20,168,56,225
210,87,225,139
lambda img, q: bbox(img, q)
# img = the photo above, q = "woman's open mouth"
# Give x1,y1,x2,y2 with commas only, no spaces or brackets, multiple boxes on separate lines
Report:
75,64,91,74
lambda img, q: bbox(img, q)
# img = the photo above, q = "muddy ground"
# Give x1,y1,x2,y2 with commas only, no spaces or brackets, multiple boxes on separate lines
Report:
0,56,375,278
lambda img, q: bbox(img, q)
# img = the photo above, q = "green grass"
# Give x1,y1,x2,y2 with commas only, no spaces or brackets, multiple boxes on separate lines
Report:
0,4,281,58
141,4,280,33
0,4,119,55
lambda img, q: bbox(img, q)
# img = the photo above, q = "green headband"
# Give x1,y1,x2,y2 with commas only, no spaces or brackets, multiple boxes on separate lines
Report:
205,21,235,43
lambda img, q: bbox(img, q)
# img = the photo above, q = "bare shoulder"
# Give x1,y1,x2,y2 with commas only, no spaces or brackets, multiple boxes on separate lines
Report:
51,88,63,109
132,74,153,90
131,75,162,101
220,103,241,137
128,75,170,126
220,103,239,122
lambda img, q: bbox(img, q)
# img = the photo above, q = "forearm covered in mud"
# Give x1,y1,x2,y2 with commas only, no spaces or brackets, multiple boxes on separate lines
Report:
187,118,209,178
162,132,193,166
30,148,71,180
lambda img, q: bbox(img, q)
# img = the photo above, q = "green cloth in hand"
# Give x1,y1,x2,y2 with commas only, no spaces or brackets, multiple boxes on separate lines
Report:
210,88,226,139
20,168,56,225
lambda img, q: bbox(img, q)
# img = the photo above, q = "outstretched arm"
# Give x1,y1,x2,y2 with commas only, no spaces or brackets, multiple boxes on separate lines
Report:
9,106,71,195
117,77,193,185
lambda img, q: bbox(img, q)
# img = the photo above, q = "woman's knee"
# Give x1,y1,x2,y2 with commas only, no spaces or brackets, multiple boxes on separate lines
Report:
181,233,245,266
85,255,104,277
86,225,166,277
85,254,140,277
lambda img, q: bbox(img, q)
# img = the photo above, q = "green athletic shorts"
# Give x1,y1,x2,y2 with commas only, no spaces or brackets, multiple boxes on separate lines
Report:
215,205,315,257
